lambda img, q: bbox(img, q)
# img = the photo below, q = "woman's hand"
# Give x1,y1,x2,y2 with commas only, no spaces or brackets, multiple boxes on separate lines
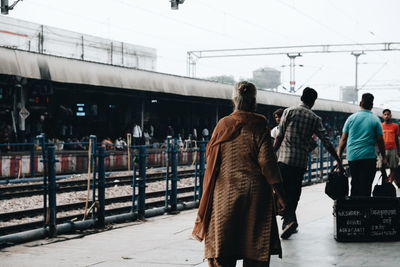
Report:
272,183,287,216
275,194,286,216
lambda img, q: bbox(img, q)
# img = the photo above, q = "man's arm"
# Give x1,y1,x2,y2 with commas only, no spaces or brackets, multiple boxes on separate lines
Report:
334,132,348,173
377,134,387,166
396,126,400,156
325,143,341,162
273,134,283,152
314,119,344,172
337,132,348,159
374,120,386,166
325,142,344,172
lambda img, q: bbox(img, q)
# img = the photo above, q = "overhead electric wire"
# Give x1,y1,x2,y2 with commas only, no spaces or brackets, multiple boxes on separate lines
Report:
296,66,324,92
10,0,252,75
12,0,195,48
275,0,357,42
359,62,389,90
0,19,42,32
274,0,389,61
115,0,257,47
195,0,292,41
10,0,400,86
324,0,396,70
275,0,400,89
326,0,376,37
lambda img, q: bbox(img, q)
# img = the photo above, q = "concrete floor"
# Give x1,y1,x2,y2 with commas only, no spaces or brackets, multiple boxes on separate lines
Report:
1,179,400,267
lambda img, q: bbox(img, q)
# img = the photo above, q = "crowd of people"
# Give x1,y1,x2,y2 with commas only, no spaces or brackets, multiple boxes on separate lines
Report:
193,81,399,267
97,125,210,151
0,121,212,152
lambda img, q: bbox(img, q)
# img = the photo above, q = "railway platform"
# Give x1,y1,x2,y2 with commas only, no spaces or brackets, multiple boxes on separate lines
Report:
1,182,400,267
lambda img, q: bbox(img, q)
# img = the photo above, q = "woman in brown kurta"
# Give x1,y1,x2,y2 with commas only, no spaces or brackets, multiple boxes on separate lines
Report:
193,81,286,267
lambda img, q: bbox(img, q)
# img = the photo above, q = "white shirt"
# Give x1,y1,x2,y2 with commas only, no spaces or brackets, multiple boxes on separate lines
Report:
133,125,142,138
271,126,279,139
202,128,209,137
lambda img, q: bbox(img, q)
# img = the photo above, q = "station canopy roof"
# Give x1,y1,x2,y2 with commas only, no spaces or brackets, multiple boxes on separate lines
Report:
0,46,398,118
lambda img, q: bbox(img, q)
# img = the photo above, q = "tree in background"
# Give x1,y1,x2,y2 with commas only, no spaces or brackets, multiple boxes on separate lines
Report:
204,75,236,84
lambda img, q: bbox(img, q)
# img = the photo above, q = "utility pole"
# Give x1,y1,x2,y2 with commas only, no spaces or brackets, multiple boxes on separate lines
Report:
38,25,44,53
187,43,400,95
186,52,196,77
287,53,301,93
351,51,364,103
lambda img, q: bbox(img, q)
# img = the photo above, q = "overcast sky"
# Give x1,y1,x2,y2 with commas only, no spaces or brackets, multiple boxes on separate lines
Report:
6,0,400,110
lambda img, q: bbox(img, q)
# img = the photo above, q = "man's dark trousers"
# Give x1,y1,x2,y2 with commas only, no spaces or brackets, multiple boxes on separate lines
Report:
348,158,376,196
278,162,306,228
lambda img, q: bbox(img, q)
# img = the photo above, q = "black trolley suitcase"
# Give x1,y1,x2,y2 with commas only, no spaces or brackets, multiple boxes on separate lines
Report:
333,197,400,242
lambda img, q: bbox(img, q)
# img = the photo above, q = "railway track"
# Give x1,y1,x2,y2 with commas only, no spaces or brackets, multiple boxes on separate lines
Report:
0,169,196,200
0,186,196,235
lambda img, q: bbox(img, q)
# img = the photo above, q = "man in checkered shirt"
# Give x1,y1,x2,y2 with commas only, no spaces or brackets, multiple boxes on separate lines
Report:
273,87,344,240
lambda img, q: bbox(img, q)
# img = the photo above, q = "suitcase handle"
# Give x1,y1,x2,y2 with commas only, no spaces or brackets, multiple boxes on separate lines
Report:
378,167,389,184
330,164,348,177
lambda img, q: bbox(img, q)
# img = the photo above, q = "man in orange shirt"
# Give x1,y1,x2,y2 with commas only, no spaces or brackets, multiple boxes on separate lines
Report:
382,109,400,185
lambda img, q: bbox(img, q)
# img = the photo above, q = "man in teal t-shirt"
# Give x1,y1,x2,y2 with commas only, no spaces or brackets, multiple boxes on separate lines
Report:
338,93,386,196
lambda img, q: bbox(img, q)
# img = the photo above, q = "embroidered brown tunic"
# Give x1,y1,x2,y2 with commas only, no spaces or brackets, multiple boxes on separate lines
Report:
196,110,282,262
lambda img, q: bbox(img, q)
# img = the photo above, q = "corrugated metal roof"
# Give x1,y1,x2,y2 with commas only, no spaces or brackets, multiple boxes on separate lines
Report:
0,46,397,118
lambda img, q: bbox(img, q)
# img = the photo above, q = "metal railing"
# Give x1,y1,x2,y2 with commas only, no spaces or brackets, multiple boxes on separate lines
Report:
0,135,339,246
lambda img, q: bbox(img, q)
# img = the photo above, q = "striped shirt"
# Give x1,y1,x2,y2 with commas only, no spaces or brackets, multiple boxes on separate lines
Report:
277,104,332,168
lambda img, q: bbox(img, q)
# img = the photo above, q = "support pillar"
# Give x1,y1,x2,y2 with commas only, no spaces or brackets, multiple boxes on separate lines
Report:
96,146,105,228
287,53,302,93
351,51,364,103
47,146,57,237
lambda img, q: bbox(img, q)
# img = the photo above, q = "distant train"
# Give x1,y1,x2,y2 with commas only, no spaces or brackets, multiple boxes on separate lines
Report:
0,46,398,178
1,46,397,145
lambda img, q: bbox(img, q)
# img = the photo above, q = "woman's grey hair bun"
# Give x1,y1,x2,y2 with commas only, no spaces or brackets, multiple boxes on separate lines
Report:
232,81,257,112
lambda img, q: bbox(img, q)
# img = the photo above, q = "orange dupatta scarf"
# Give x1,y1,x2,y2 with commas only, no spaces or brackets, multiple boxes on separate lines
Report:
192,112,245,241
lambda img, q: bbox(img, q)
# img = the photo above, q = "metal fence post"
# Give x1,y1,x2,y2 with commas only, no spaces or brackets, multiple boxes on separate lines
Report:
131,144,137,213
47,146,57,237
97,146,105,227
30,137,35,177
165,137,171,209
37,134,48,226
170,141,178,213
90,135,97,205
307,153,312,184
319,141,324,180
194,149,199,201
138,145,147,219
199,142,206,199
